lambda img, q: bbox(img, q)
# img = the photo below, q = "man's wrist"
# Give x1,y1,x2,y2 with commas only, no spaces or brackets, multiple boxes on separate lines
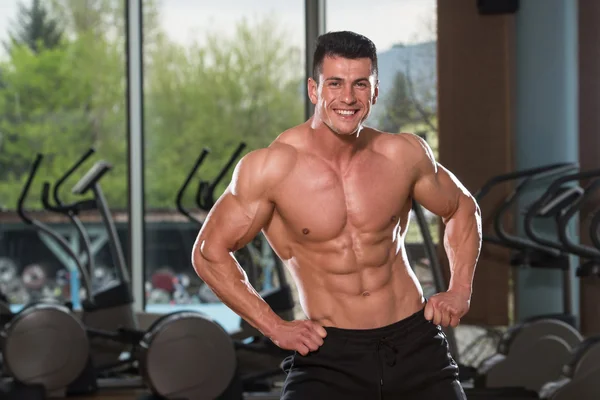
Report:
258,312,286,339
448,282,472,298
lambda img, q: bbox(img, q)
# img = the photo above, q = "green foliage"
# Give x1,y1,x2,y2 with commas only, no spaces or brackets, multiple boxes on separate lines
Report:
144,15,305,208
377,70,419,133
0,0,305,211
0,19,127,210
4,0,63,54
377,69,437,139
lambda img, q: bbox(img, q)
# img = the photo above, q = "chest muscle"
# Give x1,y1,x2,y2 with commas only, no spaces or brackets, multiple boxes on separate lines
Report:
272,154,409,241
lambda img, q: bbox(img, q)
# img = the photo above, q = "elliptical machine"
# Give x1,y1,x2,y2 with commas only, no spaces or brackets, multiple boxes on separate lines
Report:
40,148,139,374
0,154,93,399
469,163,586,393
527,168,600,400
35,150,243,400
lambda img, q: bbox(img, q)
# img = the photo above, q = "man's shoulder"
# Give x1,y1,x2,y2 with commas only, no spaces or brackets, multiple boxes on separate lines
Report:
272,123,309,149
243,124,306,165
238,143,296,180
233,130,302,195
369,129,432,164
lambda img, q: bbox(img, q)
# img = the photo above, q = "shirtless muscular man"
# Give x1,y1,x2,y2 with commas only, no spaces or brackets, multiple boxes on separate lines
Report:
192,31,482,400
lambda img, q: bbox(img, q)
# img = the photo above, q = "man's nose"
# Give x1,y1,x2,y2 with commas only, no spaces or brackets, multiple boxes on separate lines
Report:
341,85,356,104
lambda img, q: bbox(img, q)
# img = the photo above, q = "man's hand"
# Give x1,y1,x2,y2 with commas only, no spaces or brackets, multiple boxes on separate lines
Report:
269,320,328,356
424,290,471,328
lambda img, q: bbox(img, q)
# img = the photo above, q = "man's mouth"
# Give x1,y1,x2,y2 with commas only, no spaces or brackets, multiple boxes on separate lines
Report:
334,109,359,117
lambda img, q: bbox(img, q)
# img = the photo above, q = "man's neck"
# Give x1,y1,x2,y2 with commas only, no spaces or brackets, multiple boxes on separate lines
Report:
308,117,365,170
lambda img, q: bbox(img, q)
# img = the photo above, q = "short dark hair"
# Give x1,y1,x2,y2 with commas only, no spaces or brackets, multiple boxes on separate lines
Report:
312,31,378,81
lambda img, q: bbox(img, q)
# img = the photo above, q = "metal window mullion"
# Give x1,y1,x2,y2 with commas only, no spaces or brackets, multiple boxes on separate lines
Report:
126,0,145,313
305,0,326,120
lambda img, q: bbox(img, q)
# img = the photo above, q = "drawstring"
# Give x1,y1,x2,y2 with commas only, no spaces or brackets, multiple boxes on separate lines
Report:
376,337,398,399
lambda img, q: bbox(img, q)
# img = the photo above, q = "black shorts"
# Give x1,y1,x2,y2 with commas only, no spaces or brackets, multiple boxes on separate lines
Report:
280,306,466,400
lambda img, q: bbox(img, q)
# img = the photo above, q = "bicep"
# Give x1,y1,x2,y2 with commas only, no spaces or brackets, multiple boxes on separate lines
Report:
402,133,474,221
412,162,471,222
198,187,274,259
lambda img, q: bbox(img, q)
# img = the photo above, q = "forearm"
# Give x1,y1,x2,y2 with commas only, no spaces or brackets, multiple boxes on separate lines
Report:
192,243,283,338
443,196,482,296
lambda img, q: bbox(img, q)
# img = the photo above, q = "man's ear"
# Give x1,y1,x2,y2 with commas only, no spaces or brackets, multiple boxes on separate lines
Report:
308,77,318,105
372,80,380,105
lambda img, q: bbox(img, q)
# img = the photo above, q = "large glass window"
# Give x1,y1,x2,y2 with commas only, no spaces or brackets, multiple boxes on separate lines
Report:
0,0,128,311
142,0,305,331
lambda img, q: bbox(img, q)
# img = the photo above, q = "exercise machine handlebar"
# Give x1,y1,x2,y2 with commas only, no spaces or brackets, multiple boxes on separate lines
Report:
474,162,577,201
41,183,97,214
526,186,585,252
559,180,600,258
196,141,246,211
492,184,561,256
522,170,588,254
41,181,99,294
549,170,600,259
475,163,578,251
53,148,95,207
69,160,129,285
528,168,600,222
176,147,210,226
16,154,43,225
591,209,600,250
493,164,580,316
41,151,107,299
490,163,579,257
535,186,584,218
16,154,96,303
71,161,112,195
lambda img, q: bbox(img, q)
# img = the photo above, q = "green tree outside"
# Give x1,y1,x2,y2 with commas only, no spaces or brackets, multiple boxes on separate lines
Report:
0,0,304,211
3,0,63,54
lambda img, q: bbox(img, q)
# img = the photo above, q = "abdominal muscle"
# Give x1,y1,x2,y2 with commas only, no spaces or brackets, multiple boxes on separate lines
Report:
283,238,425,330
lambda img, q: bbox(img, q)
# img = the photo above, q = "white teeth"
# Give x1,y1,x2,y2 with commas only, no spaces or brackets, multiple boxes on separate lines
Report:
336,110,355,115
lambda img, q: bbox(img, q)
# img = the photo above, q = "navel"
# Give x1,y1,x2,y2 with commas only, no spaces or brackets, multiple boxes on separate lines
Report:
302,228,310,235
362,291,370,297
390,215,397,222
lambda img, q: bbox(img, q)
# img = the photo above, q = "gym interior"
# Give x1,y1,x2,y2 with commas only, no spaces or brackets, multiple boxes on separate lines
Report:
0,0,599,399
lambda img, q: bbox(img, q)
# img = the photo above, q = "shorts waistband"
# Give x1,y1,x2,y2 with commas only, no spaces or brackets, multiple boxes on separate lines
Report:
323,304,427,341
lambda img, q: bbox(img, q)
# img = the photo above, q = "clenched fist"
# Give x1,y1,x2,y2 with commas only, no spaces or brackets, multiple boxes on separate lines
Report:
269,319,328,356
424,289,471,328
